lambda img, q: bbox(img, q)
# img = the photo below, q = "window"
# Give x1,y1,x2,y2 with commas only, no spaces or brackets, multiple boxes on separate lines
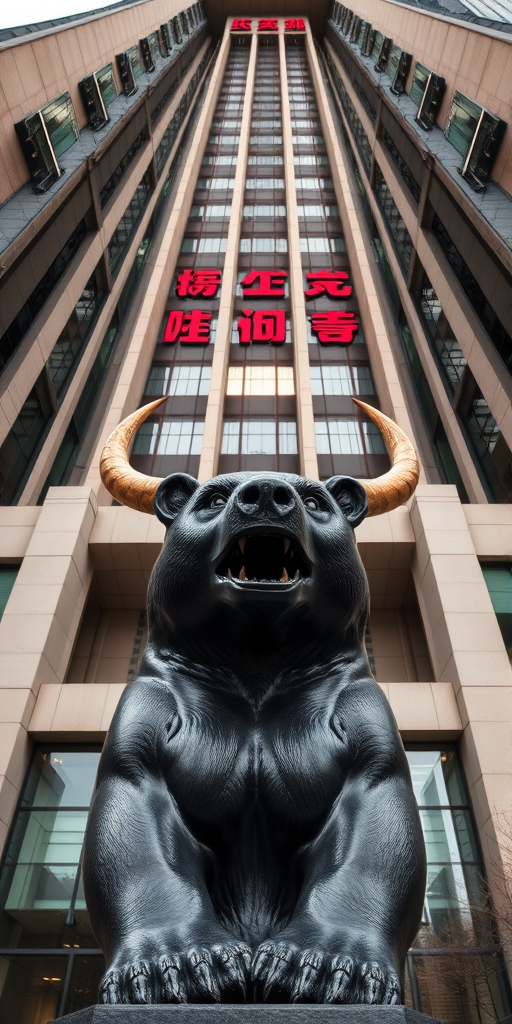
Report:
243,205,286,218
404,747,510,1023
293,154,329,165
180,238,227,253
409,62,430,108
0,373,55,505
292,135,324,145
245,178,285,189
415,268,467,394
239,238,288,253
373,166,413,274
315,418,386,455
445,92,483,159
96,64,117,109
0,746,104,1022
108,171,153,275
299,237,346,253
157,419,205,455
250,136,283,145
41,92,79,159
247,155,284,165
226,366,294,396
46,272,104,398
99,130,145,208
0,566,18,620
458,382,512,503
208,135,239,145
481,564,512,658
189,205,232,219
196,178,236,189
221,420,298,455
202,155,238,166
0,219,88,375
169,366,211,396
145,365,170,396
295,177,333,190
382,129,421,204
310,365,375,395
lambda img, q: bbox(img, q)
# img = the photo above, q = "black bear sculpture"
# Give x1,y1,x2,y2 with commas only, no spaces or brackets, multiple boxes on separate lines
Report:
82,398,426,1007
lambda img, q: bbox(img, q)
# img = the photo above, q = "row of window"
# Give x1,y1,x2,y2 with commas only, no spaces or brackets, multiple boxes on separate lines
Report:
144,363,376,397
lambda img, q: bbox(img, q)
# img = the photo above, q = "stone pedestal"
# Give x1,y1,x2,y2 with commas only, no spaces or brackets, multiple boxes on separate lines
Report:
49,1006,447,1024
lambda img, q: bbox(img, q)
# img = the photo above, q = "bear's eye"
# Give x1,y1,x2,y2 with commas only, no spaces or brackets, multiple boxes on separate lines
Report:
210,494,228,508
304,496,319,511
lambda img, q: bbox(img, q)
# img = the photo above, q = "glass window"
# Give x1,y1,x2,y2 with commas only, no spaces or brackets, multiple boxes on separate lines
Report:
96,64,117,109
197,238,227,254
196,177,236,189
47,272,104,398
310,365,375,395
481,564,512,659
445,91,482,158
145,365,170,396
373,166,413,274
0,566,18,620
0,373,55,506
239,238,288,253
245,178,285,189
315,418,386,455
295,177,333,190
133,421,158,455
41,93,79,159
247,155,284,165
221,420,297,455
243,205,286,218
226,366,295,396
169,366,211,396
157,420,205,455
293,154,329,165
108,171,153,275
409,62,431,109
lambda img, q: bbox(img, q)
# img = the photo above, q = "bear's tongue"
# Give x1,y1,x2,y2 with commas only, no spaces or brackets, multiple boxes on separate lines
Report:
242,535,289,582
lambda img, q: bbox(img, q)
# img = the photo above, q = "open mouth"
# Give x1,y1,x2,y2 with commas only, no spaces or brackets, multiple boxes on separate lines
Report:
216,534,311,584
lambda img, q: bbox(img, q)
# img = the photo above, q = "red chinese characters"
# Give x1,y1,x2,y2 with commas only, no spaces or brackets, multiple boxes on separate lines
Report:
258,18,278,30
304,270,352,299
163,310,212,345
240,270,287,298
175,269,221,298
230,18,252,30
285,18,305,30
237,309,286,345
310,311,359,344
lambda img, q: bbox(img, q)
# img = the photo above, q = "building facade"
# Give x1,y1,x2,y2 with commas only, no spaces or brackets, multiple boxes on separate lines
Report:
0,1,511,1021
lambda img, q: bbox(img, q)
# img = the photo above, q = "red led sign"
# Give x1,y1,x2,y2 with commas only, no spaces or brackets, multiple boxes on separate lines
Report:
240,270,287,298
230,18,252,29
258,18,278,30
175,269,221,298
310,311,359,344
237,309,286,345
163,310,212,344
304,270,352,299
285,18,305,29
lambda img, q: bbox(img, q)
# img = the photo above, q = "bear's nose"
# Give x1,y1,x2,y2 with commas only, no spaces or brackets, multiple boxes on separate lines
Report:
236,479,296,516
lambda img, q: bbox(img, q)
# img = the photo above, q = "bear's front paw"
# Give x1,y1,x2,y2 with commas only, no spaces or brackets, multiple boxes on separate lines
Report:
252,940,400,1004
101,940,252,1003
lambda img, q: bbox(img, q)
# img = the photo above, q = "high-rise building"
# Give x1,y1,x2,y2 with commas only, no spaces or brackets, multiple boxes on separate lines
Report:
0,1,511,1020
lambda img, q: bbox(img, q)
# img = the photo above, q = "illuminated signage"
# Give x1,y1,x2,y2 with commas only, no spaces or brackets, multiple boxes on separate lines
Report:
230,17,306,31
163,268,358,345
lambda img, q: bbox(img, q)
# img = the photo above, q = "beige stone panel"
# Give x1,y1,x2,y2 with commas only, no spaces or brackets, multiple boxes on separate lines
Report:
95,659,132,685
459,687,512,727
432,681,463,732
51,684,109,736
469,773,512,833
0,724,32,790
0,652,60,689
442,649,512,689
373,657,409,682
0,776,21,830
387,682,438,734
0,690,36,729
28,685,62,735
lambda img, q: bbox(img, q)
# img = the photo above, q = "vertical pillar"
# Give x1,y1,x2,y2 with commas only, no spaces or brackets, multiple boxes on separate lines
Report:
411,484,512,876
0,487,96,852
198,34,258,483
279,32,319,481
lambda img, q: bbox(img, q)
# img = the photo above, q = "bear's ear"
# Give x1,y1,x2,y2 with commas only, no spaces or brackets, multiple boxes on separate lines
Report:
324,476,368,528
154,473,200,526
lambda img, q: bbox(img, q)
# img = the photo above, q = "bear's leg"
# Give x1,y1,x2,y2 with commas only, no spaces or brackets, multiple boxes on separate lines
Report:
83,770,251,1004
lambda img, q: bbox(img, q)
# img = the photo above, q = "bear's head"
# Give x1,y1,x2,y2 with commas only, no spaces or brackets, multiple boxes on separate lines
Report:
99,399,418,670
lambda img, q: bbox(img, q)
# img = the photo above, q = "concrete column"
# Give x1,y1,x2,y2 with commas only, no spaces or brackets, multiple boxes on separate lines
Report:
0,486,96,853
279,33,319,481
198,33,258,483
411,484,512,877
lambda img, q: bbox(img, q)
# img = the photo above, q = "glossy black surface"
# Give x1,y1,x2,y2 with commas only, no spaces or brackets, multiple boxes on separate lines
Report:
83,472,426,1006
50,1005,447,1022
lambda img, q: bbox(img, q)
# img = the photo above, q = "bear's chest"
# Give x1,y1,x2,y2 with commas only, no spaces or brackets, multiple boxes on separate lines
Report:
163,695,346,827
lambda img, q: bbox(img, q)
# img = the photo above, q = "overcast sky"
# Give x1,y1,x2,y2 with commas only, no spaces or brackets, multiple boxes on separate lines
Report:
0,0,118,29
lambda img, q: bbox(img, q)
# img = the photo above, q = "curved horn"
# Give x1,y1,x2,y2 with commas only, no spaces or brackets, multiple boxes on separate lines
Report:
100,398,166,514
353,399,419,516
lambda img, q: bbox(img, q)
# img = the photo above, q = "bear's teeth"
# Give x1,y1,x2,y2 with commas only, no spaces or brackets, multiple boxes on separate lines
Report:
280,568,289,582
227,568,232,578
238,537,246,553
294,569,300,580
239,567,247,580
284,539,291,554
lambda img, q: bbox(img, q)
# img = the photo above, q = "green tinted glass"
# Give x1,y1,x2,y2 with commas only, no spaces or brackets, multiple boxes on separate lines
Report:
409,62,430,108
445,91,482,158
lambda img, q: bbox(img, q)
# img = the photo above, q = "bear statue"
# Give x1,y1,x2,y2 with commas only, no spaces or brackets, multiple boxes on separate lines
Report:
82,397,427,1008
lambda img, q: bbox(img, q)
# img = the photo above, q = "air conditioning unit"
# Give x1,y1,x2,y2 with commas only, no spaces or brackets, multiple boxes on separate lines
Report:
373,33,392,72
341,9,353,34
116,52,138,96
460,109,507,191
388,47,412,95
140,37,155,73
160,23,172,55
78,74,109,131
14,111,61,193
350,16,362,41
171,17,183,44
416,72,445,130
362,27,376,56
